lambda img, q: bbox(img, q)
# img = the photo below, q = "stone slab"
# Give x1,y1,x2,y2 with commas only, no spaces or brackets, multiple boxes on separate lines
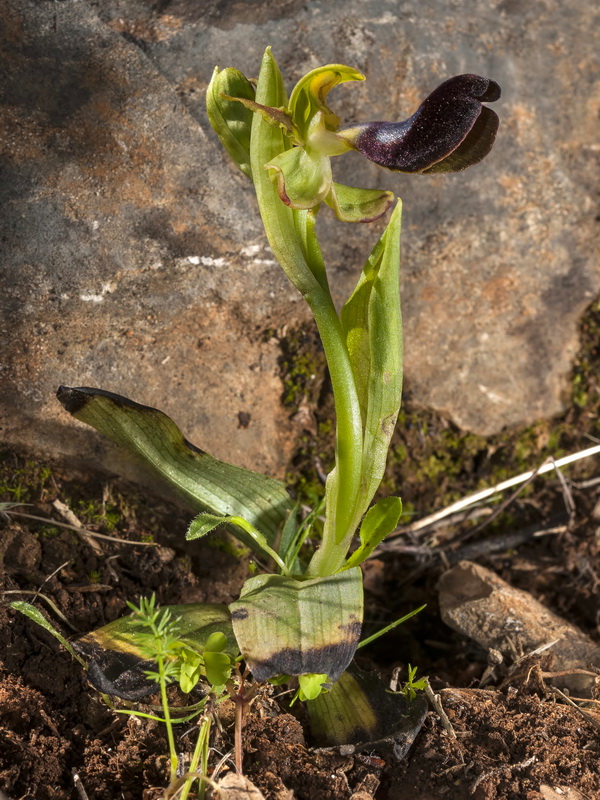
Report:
2,0,599,485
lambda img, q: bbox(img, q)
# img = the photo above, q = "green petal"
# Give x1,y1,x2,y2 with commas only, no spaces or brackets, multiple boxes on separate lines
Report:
288,64,365,138
325,181,394,223
266,146,332,209
224,95,298,142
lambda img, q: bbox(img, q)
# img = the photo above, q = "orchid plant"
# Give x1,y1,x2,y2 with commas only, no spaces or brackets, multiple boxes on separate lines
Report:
14,48,499,754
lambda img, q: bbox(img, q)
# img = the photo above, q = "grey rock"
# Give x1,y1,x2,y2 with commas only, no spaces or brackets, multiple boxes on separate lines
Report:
2,0,599,485
438,560,600,695
0,0,300,480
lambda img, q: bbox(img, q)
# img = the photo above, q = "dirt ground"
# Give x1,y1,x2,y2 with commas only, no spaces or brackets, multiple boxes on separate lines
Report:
1,301,600,800
1,413,599,800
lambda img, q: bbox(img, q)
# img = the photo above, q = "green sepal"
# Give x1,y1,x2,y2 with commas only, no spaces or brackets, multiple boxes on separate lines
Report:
343,496,402,570
230,568,363,683
186,512,290,575
325,181,394,223
56,387,293,554
206,66,256,178
288,64,365,138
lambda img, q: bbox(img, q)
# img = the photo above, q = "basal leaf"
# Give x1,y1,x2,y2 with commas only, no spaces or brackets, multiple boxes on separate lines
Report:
307,665,428,758
56,387,293,550
74,603,236,700
230,568,363,683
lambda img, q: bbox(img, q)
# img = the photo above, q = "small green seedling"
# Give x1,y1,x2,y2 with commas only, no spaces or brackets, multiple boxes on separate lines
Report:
120,596,237,798
399,664,430,702
15,47,500,764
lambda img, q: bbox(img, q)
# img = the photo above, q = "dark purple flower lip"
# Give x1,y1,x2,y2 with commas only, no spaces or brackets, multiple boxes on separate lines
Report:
340,74,501,174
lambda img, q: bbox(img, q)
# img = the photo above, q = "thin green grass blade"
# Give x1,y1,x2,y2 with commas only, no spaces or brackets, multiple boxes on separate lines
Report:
10,601,86,667
357,604,426,650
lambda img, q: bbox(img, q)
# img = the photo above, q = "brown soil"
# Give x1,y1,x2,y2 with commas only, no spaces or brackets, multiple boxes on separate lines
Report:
1,444,599,800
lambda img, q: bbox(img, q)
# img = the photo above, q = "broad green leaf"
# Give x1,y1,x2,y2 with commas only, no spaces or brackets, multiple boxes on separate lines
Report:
307,665,428,758
10,601,86,667
56,387,293,551
340,201,403,518
204,651,232,687
206,66,255,178
205,631,228,652
343,496,402,570
74,603,236,700
230,567,363,683
186,512,289,575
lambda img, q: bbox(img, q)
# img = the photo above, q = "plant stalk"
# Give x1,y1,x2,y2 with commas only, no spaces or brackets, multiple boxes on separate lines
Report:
179,714,211,800
251,50,364,575
158,656,179,785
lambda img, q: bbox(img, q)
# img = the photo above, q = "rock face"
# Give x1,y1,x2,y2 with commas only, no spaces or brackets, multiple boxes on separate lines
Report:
2,0,599,481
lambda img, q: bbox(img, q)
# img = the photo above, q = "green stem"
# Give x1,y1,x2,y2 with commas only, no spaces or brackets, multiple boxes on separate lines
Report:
159,657,179,786
179,714,211,800
251,49,363,576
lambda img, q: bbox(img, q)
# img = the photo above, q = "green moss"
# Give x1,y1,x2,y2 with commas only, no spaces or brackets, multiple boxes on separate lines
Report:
37,525,61,539
279,326,326,409
73,498,121,531
0,457,54,503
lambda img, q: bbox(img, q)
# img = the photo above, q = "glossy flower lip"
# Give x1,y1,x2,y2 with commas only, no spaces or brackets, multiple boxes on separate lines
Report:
339,74,501,174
